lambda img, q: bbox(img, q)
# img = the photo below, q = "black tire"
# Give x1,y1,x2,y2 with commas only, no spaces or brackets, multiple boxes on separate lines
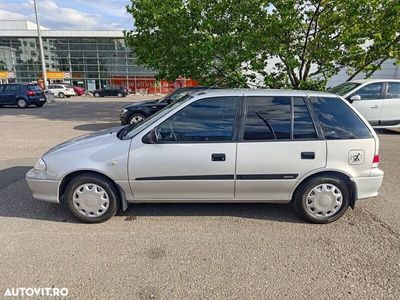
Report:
64,174,119,223
94,92,100,97
17,98,27,108
36,102,44,107
66,95,71,98
293,175,350,224
128,113,146,124
58,92,65,98
117,92,123,98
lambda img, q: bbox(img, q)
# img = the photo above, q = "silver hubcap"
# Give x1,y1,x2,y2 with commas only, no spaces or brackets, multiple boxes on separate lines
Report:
130,115,144,124
305,183,343,218
18,100,25,107
73,183,110,218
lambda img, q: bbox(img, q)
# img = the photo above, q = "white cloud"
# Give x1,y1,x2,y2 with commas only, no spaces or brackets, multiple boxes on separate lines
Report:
0,0,129,30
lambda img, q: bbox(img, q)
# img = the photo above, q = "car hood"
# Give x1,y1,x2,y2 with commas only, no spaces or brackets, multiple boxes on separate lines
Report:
124,100,160,109
44,126,124,156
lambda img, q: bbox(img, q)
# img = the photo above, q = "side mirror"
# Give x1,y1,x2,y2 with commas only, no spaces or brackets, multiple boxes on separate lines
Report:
348,95,361,103
166,97,173,104
142,128,159,144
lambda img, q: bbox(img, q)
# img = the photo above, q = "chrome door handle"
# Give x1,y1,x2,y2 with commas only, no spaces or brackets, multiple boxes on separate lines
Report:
371,105,380,108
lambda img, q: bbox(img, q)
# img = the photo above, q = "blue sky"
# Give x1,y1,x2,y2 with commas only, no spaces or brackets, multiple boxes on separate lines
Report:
0,0,134,30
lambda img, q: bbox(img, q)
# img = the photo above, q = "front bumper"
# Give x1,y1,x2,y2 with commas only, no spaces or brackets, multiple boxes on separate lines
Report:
120,112,129,125
26,169,60,203
352,168,384,199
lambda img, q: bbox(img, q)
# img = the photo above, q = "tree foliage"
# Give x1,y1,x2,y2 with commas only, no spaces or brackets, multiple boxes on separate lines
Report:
126,0,400,90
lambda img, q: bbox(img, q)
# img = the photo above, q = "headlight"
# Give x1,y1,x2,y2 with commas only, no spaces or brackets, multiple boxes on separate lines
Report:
122,108,128,114
34,157,47,171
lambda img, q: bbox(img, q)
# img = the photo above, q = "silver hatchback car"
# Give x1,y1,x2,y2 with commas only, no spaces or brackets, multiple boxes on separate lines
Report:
26,89,384,223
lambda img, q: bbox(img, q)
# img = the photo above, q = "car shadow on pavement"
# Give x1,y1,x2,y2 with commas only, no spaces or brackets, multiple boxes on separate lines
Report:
375,128,400,135
0,166,304,224
73,123,122,132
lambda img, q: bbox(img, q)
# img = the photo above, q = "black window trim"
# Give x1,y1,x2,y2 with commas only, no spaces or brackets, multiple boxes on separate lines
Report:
238,95,323,143
145,95,243,144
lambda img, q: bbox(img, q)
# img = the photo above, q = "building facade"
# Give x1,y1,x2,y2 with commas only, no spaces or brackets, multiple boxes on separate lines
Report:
0,20,196,93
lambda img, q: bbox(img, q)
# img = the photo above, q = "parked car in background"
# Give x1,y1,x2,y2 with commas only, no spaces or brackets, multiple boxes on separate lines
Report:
120,86,214,125
0,83,46,108
72,85,86,96
27,89,383,224
329,79,400,128
93,86,127,98
48,84,76,98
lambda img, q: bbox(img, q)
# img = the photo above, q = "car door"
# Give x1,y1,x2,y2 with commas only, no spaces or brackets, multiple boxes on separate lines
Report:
129,96,240,200
2,85,20,104
235,96,326,201
348,82,384,125
379,82,400,126
0,85,5,104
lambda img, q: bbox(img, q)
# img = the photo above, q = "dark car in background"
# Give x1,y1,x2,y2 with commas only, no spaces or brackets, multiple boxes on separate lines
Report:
0,83,46,108
93,85,128,98
120,86,213,125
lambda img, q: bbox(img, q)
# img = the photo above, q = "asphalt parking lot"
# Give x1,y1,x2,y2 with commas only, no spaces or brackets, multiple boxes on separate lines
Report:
1,96,400,299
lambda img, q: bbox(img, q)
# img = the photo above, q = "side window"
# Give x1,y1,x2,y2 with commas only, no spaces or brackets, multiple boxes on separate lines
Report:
310,97,372,139
156,97,238,142
4,85,20,93
293,97,318,139
354,83,383,100
244,96,291,140
386,82,400,99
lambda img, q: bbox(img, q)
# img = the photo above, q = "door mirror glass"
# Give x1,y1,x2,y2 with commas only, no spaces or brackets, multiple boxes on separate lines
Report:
142,128,159,144
349,95,361,103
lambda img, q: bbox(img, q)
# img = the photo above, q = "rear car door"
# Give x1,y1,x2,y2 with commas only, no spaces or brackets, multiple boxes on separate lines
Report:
235,96,326,201
129,96,240,200
379,82,400,126
349,82,384,125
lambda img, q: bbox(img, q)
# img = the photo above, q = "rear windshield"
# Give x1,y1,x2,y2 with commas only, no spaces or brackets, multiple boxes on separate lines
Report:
310,97,372,139
27,85,42,92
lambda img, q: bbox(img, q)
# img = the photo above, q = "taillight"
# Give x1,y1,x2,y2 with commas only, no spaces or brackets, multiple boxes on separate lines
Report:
372,154,380,168
26,90,35,96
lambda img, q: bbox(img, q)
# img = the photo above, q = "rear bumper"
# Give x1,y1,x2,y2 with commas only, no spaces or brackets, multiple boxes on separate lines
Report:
26,169,60,203
352,168,384,199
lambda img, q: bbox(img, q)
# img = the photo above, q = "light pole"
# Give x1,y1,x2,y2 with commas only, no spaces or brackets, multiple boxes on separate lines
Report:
33,0,47,90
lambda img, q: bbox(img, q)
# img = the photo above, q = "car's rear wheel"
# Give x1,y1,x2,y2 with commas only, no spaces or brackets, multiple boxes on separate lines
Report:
64,174,119,223
58,92,65,98
293,175,350,224
36,102,44,107
129,113,145,124
117,92,123,98
94,92,100,97
17,98,27,108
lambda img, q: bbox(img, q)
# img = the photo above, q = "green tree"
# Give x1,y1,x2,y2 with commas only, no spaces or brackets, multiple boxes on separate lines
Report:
126,0,400,90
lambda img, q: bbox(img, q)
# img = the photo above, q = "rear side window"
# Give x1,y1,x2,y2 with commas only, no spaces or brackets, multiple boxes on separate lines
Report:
293,97,318,139
4,85,20,93
386,82,400,99
310,97,372,139
244,96,291,140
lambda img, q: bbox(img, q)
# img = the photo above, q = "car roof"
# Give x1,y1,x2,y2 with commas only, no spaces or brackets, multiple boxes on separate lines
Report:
349,79,400,84
191,88,337,98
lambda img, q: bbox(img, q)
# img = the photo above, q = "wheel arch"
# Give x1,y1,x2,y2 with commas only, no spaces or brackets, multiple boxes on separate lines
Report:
58,170,128,211
291,170,357,209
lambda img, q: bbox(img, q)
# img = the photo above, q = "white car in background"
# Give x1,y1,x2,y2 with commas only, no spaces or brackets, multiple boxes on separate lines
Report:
329,79,400,128
47,83,76,98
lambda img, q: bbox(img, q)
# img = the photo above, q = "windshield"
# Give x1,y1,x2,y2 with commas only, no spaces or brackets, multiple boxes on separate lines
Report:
118,94,193,140
327,82,361,96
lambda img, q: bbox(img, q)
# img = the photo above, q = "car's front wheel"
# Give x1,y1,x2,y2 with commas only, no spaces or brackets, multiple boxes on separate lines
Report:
17,98,28,108
64,174,119,223
58,92,65,98
117,92,123,98
94,92,100,97
293,175,350,224
129,113,145,124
